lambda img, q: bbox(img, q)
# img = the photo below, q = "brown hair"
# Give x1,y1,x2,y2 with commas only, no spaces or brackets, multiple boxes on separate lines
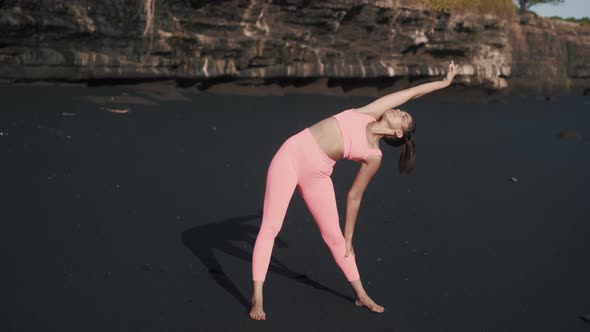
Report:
382,120,416,174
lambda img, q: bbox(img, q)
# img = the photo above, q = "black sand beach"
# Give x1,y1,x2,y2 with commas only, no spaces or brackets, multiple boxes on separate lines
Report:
1,85,589,332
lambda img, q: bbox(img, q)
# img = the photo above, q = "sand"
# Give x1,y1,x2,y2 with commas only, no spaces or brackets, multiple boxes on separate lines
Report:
1,85,589,332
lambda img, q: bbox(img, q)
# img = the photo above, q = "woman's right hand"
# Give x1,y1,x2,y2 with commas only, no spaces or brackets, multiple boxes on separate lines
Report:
345,239,355,259
444,60,459,85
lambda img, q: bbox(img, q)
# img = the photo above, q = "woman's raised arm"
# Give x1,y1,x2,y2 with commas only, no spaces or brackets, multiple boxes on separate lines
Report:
357,61,459,119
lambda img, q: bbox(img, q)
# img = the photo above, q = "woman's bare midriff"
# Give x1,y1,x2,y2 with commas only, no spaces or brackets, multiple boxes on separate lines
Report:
308,117,344,161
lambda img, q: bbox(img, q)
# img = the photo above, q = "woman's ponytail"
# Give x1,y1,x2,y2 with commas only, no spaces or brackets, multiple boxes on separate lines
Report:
383,121,416,175
398,139,415,174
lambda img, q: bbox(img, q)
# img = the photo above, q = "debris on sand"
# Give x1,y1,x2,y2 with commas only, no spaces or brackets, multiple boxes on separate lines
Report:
61,112,76,116
102,107,130,114
83,95,158,106
510,177,518,183
558,131,583,140
140,264,153,272
140,263,167,274
535,95,559,102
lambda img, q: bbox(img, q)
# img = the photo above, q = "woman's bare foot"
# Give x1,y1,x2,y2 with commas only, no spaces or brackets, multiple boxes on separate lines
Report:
354,295,385,313
249,297,266,320
249,280,266,320
349,279,385,313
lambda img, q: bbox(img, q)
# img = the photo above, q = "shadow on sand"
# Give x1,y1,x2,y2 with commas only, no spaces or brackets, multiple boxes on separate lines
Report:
181,213,355,311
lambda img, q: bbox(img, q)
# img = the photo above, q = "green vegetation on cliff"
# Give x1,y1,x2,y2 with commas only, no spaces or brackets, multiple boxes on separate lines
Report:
549,16,590,26
418,0,516,17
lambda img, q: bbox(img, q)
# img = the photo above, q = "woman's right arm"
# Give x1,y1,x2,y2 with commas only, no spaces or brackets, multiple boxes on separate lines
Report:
343,156,381,242
356,61,459,118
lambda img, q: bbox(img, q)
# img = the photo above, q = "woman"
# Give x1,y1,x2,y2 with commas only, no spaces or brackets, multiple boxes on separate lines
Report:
249,61,460,320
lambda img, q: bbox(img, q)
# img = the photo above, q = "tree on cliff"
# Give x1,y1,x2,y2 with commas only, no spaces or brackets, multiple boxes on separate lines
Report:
515,0,565,15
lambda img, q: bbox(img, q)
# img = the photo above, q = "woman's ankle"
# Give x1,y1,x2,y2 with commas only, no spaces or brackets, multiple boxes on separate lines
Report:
252,280,264,301
349,279,367,298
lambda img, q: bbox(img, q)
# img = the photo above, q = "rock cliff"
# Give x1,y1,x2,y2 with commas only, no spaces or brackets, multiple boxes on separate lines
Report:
0,0,588,97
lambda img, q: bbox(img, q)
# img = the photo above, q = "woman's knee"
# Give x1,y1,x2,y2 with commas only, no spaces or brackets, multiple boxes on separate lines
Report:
321,230,345,248
259,222,282,238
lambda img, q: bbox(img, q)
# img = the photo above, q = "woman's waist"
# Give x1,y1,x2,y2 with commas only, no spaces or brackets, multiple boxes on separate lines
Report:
306,126,343,162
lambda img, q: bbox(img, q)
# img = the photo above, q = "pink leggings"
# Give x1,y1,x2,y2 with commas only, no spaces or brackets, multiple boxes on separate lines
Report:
252,128,361,282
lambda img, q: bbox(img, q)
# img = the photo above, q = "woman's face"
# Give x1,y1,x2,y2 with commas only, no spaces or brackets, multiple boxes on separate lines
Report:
383,109,413,137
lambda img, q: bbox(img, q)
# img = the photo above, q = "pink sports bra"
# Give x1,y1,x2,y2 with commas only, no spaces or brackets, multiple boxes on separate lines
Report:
332,109,382,161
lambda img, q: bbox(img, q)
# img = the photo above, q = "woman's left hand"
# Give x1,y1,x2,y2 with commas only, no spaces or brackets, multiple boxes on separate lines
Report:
444,60,459,84
345,240,355,258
